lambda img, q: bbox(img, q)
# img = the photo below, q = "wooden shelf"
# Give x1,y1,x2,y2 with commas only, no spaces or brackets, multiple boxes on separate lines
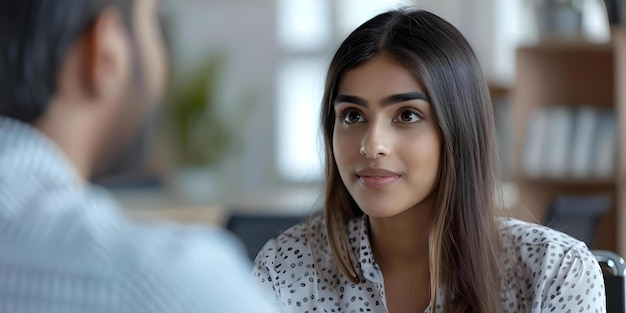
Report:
511,35,624,254
515,176,616,187
518,41,612,53
613,27,626,256
488,83,510,100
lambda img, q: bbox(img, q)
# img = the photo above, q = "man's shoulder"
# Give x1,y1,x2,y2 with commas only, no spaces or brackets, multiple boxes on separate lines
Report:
0,202,262,311
119,219,248,270
117,220,274,312
0,174,248,275
89,217,267,312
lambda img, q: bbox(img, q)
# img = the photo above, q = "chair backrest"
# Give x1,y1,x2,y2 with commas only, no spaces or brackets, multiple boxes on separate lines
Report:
593,250,626,313
226,213,307,260
545,194,611,246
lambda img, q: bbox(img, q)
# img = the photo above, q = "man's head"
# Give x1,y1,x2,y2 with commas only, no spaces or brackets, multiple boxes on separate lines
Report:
0,0,168,179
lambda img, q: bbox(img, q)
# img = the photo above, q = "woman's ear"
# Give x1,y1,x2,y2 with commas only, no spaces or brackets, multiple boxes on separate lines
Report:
81,7,130,101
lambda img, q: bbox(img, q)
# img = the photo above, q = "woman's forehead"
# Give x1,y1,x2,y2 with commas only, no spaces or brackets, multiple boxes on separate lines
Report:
337,62,425,98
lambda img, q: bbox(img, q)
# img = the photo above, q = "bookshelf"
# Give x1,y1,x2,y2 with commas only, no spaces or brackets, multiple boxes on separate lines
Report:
616,28,626,256
511,37,622,253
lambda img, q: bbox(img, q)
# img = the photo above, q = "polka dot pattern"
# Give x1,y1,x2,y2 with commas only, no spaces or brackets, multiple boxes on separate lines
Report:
499,218,606,313
253,216,606,312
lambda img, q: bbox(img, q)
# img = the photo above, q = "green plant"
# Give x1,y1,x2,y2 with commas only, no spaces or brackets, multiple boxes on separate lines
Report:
166,52,239,167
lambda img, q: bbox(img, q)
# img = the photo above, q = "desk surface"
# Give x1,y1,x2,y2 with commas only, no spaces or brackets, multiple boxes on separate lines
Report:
114,186,322,226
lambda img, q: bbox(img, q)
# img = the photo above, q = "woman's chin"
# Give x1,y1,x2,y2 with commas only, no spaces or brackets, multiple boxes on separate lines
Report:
357,203,406,219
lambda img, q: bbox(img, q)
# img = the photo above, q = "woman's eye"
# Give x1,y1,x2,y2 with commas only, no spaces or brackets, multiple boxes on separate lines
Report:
342,110,366,124
395,109,421,123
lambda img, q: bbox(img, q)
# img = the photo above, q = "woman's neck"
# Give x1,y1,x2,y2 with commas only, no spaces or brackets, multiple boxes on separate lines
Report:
368,193,435,269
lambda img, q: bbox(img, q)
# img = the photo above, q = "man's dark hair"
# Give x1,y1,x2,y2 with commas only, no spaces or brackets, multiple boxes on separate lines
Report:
0,0,135,124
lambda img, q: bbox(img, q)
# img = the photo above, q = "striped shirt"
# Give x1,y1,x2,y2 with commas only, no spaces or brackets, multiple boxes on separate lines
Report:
0,116,275,313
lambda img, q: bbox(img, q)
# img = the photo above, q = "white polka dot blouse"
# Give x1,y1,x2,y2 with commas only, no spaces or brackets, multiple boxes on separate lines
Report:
253,215,606,313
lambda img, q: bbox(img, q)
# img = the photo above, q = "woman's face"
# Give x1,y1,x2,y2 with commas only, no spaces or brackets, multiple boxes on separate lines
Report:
332,53,441,218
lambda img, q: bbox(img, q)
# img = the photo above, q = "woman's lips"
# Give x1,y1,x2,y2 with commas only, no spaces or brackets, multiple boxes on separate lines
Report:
356,168,401,188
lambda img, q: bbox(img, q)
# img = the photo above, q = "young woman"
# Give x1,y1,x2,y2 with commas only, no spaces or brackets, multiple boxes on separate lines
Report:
254,9,605,313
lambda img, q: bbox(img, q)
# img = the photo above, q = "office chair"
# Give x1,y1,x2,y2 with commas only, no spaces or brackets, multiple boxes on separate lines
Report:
544,194,611,246
593,250,626,313
225,213,308,260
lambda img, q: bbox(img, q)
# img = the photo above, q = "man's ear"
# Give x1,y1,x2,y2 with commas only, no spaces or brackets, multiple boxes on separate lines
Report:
82,7,130,100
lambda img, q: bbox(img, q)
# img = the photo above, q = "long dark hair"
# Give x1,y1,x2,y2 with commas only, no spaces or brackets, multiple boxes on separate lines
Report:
318,9,502,313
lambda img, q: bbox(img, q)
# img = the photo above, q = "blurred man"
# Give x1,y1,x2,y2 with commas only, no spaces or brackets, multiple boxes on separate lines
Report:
0,1,274,312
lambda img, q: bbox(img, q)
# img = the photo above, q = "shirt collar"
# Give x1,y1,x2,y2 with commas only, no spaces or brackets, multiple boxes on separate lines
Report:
348,214,450,310
0,116,121,226
0,116,81,186
348,214,385,284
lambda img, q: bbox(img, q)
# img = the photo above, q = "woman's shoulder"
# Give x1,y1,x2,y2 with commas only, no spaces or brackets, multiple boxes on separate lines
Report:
272,214,328,252
499,217,587,249
253,214,365,275
498,218,605,311
253,215,329,269
498,217,596,266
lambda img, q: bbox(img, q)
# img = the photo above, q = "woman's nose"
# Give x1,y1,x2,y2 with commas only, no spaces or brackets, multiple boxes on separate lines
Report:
360,121,391,159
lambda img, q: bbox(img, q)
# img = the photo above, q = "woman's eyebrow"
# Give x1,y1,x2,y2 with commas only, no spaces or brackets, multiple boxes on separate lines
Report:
334,95,368,107
380,92,428,106
334,92,428,108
